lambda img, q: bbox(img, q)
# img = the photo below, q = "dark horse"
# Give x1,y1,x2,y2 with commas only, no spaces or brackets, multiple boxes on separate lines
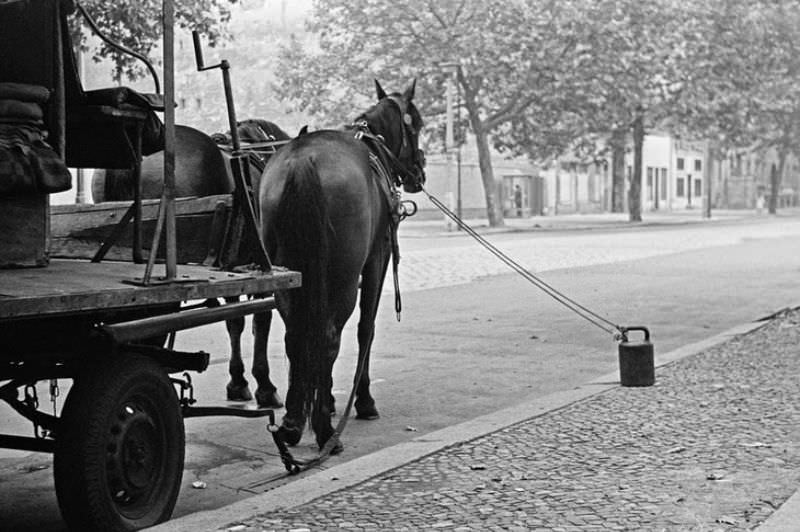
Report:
90,119,292,408
91,119,291,201
259,80,426,451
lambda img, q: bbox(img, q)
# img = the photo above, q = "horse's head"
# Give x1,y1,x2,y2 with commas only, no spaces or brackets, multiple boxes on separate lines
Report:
370,79,426,193
237,119,292,143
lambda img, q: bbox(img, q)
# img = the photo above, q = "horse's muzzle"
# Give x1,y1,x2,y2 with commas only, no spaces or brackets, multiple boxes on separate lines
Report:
402,149,426,193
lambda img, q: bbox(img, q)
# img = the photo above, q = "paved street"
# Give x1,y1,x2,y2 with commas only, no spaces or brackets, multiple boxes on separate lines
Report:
394,214,800,294
2,212,800,530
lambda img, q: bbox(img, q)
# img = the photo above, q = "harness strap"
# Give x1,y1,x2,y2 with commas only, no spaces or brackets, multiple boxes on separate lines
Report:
352,120,418,186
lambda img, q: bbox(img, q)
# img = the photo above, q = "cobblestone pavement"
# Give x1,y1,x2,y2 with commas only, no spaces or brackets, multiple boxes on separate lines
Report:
224,310,800,531
394,218,800,293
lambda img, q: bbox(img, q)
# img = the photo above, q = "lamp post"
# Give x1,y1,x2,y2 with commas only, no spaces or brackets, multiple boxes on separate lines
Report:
441,61,463,225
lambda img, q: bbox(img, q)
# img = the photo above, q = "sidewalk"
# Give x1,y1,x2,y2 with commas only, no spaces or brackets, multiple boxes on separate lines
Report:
399,207,800,239
153,308,800,531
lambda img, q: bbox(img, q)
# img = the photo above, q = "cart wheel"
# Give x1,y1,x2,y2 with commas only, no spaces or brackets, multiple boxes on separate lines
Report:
54,355,184,531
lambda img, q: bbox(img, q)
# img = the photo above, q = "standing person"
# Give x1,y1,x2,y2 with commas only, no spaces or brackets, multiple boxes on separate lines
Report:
514,184,523,217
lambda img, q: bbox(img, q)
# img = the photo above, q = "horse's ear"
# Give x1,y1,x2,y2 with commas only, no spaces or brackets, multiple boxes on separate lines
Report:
298,125,309,136
375,79,387,100
404,78,416,101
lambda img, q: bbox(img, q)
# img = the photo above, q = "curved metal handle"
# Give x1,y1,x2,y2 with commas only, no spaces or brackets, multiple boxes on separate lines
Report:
620,326,650,343
75,2,161,94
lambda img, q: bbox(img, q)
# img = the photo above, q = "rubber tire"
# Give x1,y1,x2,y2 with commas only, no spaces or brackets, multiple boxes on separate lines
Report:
54,355,185,531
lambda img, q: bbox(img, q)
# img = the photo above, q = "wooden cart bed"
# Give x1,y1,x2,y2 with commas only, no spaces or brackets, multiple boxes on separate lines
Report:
0,260,300,320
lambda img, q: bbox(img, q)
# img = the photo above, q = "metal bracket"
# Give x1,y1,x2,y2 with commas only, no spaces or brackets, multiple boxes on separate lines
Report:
171,372,196,409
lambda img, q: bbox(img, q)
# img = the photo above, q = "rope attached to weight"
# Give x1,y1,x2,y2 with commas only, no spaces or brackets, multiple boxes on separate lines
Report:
423,187,624,339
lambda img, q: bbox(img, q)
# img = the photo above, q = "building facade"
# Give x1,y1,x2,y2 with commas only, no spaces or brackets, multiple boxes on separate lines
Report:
414,132,799,221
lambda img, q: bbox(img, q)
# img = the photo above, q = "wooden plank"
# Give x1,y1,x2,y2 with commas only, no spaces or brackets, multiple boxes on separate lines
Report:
50,195,232,262
50,194,231,230
0,260,300,320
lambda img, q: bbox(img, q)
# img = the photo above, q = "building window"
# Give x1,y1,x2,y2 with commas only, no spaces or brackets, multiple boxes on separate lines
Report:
677,158,685,170
646,167,654,200
694,159,702,172
660,168,667,200
677,178,685,197
694,178,702,198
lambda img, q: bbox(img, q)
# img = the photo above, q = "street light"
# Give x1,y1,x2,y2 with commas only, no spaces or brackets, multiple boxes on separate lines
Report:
440,61,463,226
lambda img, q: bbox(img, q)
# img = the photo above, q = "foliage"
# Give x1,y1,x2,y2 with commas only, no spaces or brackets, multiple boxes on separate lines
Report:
274,0,593,225
71,0,238,82
676,0,800,212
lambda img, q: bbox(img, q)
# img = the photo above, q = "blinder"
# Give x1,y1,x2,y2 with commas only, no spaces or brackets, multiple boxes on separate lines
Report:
385,95,425,193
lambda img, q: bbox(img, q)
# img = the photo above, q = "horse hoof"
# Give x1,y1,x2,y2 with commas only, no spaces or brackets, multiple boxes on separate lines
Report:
256,389,284,409
329,440,344,455
317,434,344,455
355,402,379,420
226,382,252,402
278,424,303,447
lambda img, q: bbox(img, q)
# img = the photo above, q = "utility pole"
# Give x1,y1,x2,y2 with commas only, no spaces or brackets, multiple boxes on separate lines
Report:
704,140,712,219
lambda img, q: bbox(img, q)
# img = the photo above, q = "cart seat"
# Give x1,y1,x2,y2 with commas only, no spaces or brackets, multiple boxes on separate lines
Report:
59,3,165,170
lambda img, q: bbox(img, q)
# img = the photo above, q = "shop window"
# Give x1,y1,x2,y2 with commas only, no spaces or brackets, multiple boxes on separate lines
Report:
646,167,654,200
694,178,702,197
677,178,685,197
660,168,667,199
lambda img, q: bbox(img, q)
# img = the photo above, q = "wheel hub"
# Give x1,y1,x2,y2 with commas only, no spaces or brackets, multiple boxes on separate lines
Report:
107,402,163,509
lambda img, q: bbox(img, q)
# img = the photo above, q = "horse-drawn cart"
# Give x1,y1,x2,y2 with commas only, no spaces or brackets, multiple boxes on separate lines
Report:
0,261,298,530
0,1,297,530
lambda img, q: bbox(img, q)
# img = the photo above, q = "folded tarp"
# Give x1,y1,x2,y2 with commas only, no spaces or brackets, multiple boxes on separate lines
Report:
0,82,51,104
0,99,44,121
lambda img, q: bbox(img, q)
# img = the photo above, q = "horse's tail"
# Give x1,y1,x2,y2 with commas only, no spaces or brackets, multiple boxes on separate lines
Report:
274,156,329,424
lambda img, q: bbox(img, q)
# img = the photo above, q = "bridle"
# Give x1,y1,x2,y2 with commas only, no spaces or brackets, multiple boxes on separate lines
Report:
352,96,425,191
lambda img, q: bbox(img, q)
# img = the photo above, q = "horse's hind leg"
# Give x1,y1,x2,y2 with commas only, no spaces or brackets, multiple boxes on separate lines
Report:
252,309,283,408
225,297,253,402
311,330,344,454
353,251,391,420
279,328,307,446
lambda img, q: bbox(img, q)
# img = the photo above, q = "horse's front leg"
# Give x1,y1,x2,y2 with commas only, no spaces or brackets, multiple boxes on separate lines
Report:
252,308,283,408
225,296,253,402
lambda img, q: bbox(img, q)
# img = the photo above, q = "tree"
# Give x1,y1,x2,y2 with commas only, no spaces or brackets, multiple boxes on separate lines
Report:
496,0,695,221
71,0,238,82
676,0,800,214
273,0,588,227
565,0,692,221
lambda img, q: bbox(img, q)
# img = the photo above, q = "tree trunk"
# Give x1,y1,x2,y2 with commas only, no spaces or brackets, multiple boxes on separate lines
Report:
474,128,504,226
610,128,626,213
629,108,644,222
769,149,786,215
